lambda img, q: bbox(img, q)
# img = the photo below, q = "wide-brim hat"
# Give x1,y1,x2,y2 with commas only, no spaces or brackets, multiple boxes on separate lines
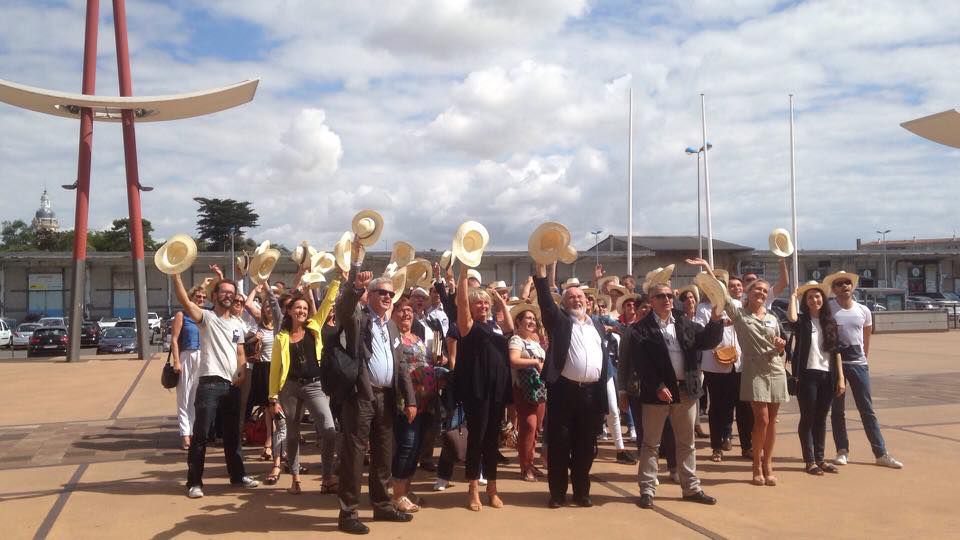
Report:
489,280,509,291
249,247,281,284
582,287,597,297
714,269,730,285
562,277,582,289
334,232,353,272
292,241,318,268
311,251,336,274
608,284,628,296
301,271,327,289
389,265,407,304
154,234,198,275
510,302,541,322
439,250,455,272
597,275,620,291
616,292,641,313
351,209,383,247
694,271,727,308
453,221,489,268
506,296,523,306
405,258,433,289
797,280,828,300
390,241,416,269
254,240,271,255
559,245,578,265
235,250,251,276
528,221,572,265
596,294,613,309
678,284,701,304
467,268,482,283
822,270,860,297
642,264,676,293
769,228,795,258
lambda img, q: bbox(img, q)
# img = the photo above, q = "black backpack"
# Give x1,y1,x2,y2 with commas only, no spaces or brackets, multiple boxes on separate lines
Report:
319,323,360,407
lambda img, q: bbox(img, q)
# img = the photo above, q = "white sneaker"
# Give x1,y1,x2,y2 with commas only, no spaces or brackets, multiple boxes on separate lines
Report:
627,428,637,441
876,454,903,469
834,451,848,466
187,486,204,498
478,475,488,486
433,479,450,491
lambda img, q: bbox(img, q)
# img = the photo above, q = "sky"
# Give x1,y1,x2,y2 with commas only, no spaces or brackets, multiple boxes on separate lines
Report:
1,0,959,254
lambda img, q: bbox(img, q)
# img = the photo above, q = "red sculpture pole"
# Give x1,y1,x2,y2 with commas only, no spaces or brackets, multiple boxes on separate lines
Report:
67,0,100,362
113,0,150,359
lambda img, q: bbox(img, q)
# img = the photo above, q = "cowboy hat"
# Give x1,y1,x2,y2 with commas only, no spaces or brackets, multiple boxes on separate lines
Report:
561,277,582,289
154,234,198,275
466,268,482,283
822,270,860,296
714,269,730,285
383,261,399,277
509,302,541,322
796,280,828,300
769,228,795,258
333,231,353,272
596,294,613,310
489,280,509,291
453,221,489,268
597,275,620,292
616,292,641,314
506,296,523,306
607,284,628,296
678,284,701,304
301,271,327,289
291,240,318,268
410,286,430,298
351,209,383,247
560,245,578,265
388,265,407,304
390,241,416,269
528,222,573,265
694,271,728,310
582,287,597,296
248,245,281,284
439,250,456,272
236,250,251,277
311,251,336,274
642,264,676,293
405,258,433,289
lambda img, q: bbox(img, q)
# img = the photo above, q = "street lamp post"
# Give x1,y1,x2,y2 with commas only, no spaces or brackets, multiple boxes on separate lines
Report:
685,143,712,259
877,229,891,286
591,229,603,268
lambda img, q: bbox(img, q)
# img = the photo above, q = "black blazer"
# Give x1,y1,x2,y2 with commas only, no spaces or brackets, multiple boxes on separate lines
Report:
337,265,417,408
786,314,840,379
622,309,723,404
533,276,609,415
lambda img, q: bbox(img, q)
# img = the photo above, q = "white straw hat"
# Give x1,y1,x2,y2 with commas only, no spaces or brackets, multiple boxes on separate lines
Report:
452,221,489,268
769,228,795,258
154,234,198,275
351,209,383,247
334,231,354,272
528,221,573,265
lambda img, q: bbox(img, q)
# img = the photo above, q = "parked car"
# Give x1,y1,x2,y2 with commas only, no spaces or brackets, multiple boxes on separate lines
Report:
115,319,137,329
98,317,119,329
39,317,68,327
0,319,11,347
97,327,138,355
906,296,939,310
147,312,162,331
1,317,17,333
28,326,68,357
12,323,41,349
80,321,102,346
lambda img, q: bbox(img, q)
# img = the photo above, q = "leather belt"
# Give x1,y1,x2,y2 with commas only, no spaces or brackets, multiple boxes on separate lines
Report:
296,376,323,385
560,376,598,388
371,386,390,393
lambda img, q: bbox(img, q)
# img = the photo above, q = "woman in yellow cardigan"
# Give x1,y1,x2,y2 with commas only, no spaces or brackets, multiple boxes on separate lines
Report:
267,278,341,494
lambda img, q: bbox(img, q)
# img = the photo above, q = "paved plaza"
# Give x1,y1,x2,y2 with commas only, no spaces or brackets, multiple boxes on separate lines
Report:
2,332,958,539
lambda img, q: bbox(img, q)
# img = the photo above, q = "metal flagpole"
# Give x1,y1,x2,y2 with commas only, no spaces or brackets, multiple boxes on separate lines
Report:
700,94,714,267
789,95,799,289
627,88,634,276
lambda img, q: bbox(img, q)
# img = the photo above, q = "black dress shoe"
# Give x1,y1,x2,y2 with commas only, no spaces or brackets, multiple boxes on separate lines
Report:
638,494,654,509
548,496,565,509
419,461,438,472
373,507,414,522
497,451,509,464
337,518,370,535
616,450,638,465
682,491,717,505
573,496,593,508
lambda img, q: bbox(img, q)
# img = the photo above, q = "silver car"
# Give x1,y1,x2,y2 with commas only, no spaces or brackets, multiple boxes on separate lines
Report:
12,323,40,349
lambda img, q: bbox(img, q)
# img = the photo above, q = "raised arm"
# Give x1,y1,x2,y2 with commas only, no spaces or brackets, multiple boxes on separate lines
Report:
172,273,203,322
520,274,534,302
490,287,514,335
456,264,474,338
244,283,264,320
533,263,562,330
310,278,342,327
771,258,789,298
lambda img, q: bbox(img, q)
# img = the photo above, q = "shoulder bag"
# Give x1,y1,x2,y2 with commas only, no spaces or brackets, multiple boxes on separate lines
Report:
161,348,179,389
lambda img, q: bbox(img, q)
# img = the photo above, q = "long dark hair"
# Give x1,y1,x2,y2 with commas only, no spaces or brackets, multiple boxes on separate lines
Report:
799,289,838,352
281,291,309,333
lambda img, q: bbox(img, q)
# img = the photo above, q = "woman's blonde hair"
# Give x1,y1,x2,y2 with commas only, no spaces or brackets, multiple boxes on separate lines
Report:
188,285,205,298
467,287,492,305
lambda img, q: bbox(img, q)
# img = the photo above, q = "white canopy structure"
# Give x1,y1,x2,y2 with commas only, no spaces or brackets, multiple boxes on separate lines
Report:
0,78,259,122
901,109,960,149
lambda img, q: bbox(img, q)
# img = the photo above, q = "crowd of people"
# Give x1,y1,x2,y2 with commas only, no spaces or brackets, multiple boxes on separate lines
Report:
162,218,903,535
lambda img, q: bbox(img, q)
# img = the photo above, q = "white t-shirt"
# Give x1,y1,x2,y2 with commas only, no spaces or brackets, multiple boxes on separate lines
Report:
829,299,871,366
806,319,830,371
197,309,245,381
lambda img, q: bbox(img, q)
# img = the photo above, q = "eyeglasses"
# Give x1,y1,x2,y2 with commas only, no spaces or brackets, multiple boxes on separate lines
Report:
373,289,394,297
652,293,672,300
217,291,235,297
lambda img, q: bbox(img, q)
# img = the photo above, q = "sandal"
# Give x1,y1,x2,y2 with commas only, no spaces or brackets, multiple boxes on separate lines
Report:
522,468,537,482
806,463,824,476
264,466,281,485
711,450,722,463
485,491,504,509
260,448,273,461
818,461,839,474
751,468,765,486
320,476,339,494
394,495,420,513
288,480,302,495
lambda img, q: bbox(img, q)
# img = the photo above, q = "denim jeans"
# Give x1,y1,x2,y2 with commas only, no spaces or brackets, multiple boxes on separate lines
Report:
187,376,246,488
831,363,887,458
393,412,430,479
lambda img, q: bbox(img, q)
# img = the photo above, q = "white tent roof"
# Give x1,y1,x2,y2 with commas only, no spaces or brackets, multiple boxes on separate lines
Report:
0,78,258,122
901,109,960,149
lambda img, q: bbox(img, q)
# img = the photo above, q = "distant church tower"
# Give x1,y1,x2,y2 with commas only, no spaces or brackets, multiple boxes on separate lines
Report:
32,189,60,232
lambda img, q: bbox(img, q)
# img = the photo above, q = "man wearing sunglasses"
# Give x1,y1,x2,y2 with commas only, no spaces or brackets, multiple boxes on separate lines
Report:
825,271,903,469
623,278,724,510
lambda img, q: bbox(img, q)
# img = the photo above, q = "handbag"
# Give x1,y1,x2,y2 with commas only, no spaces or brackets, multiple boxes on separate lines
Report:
442,407,469,462
243,405,268,445
244,332,262,361
786,368,799,396
713,345,737,365
161,348,179,389
517,367,547,404
320,323,360,406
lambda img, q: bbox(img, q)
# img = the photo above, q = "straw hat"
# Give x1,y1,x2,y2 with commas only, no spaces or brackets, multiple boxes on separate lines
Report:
678,284,700,304
616,292,641,313
388,265,407,304
154,234,198,275
694,271,727,309
769,228,795,258
528,222,573,265
235,250,251,277
351,209,383,247
506,296,523,306
608,284,628,296
248,241,281,284
333,231,353,272
405,258,433,289
561,277,582,289
301,272,327,289
390,241,416,269
311,251,336,274
439,250,456,272
291,241,318,269
582,287,597,297
796,280,828,300
597,275,620,292
509,302,541,322
642,264,676,293
714,269,730,285
452,221,489,268
489,280,509,291
822,270,860,297
466,268,482,283
596,294,613,310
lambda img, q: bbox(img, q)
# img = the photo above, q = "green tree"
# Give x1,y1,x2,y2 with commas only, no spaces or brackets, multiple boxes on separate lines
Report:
0,220,37,251
193,197,260,251
89,219,158,252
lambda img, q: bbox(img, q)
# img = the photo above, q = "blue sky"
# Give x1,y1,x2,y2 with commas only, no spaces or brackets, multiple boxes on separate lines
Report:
1,0,959,254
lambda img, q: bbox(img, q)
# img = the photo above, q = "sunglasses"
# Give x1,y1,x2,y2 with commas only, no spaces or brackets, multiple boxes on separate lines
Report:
832,280,853,288
373,289,394,297
652,293,672,300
